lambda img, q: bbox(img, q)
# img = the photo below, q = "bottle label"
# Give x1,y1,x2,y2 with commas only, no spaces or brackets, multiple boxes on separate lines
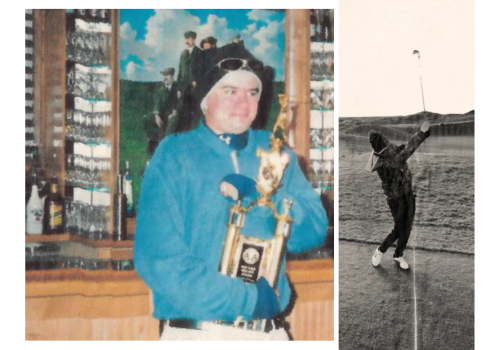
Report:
27,208,43,234
49,204,63,227
30,209,43,222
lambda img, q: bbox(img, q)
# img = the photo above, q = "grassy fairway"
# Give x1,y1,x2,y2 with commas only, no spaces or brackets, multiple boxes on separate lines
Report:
340,241,474,350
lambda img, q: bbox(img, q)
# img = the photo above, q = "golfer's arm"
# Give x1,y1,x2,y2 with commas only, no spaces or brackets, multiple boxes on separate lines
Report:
396,131,429,164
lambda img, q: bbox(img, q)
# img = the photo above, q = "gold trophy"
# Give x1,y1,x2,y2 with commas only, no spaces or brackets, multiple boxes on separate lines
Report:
219,95,293,330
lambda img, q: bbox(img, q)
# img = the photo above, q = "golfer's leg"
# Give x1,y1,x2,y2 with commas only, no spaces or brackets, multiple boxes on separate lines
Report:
379,197,404,253
394,193,416,257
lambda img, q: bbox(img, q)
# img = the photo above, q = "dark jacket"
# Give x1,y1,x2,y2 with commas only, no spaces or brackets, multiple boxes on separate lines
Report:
178,46,201,90
369,130,429,199
144,82,181,141
155,82,181,123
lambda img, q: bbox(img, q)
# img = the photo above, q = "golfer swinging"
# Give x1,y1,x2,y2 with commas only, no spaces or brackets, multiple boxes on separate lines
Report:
367,121,430,270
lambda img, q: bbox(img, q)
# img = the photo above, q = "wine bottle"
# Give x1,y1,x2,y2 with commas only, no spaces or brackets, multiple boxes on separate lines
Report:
113,172,127,241
43,175,64,234
26,174,43,235
124,161,134,217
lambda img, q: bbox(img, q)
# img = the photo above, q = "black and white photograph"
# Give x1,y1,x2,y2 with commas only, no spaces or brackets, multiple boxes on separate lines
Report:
338,0,474,349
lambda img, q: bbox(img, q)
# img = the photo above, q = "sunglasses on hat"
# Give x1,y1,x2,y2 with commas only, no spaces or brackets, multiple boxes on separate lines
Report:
217,58,264,72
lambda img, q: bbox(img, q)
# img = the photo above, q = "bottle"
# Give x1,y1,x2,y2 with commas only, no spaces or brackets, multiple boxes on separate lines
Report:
26,174,44,235
31,149,48,199
113,172,127,241
124,161,134,217
43,175,65,234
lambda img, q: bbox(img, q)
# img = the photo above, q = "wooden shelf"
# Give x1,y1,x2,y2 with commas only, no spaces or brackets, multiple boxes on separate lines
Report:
25,268,143,287
25,233,134,248
287,258,334,283
25,218,137,248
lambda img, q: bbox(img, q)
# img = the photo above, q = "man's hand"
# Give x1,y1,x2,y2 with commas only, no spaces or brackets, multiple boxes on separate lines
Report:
154,113,163,128
420,121,430,133
220,174,258,201
252,277,280,320
167,110,178,121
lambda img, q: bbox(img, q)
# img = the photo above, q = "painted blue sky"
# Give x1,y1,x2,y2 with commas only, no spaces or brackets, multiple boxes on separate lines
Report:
120,9,285,82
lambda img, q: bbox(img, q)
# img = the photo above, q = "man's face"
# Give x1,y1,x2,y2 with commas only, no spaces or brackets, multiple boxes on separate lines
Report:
202,42,212,50
185,37,195,48
205,73,260,134
163,74,173,86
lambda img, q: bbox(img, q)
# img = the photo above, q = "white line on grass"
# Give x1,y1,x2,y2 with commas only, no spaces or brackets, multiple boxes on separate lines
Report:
412,237,418,350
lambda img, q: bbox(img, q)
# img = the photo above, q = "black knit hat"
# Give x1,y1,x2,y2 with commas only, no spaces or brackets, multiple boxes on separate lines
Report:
196,41,262,103
368,130,389,153
193,41,275,130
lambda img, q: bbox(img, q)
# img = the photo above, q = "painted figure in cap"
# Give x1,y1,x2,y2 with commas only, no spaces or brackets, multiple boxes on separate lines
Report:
143,67,181,156
178,31,201,90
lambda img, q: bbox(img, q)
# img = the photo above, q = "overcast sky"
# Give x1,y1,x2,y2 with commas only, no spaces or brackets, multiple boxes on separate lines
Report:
339,0,474,117
120,9,285,82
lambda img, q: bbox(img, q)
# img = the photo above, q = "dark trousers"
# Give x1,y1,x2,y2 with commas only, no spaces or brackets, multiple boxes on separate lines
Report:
175,85,201,133
378,192,416,258
148,140,159,157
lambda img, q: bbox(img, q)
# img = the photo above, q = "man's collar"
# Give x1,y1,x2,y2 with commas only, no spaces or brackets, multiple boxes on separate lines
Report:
201,118,248,151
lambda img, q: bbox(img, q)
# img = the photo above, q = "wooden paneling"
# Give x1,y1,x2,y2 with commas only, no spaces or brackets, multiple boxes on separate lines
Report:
287,258,334,283
26,294,150,320
26,259,333,340
285,9,311,175
287,299,334,341
25,270,148,294
109,9,121,236
26,315,158,340
286,259,334,340
33,10,66,181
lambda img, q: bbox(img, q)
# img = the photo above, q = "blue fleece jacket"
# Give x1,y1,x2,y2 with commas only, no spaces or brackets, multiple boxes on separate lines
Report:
134,122,328,322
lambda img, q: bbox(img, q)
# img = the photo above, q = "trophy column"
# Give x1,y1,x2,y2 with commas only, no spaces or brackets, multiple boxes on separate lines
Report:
219,204,246,275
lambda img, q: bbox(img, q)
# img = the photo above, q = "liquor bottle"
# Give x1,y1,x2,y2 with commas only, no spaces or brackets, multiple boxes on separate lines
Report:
124,161,134,217
113,172,127,241
31,149,49,198
43,175,65,234
26,174,44,235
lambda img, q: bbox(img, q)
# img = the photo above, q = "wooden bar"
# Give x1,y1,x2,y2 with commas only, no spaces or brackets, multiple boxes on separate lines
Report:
25,233,134,248
25,259,333,340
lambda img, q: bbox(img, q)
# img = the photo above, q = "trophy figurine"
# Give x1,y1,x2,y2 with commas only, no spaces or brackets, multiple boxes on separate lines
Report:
219,95,294,330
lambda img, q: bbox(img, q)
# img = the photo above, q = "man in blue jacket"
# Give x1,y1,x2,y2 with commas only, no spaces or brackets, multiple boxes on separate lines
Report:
134,57,328,340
